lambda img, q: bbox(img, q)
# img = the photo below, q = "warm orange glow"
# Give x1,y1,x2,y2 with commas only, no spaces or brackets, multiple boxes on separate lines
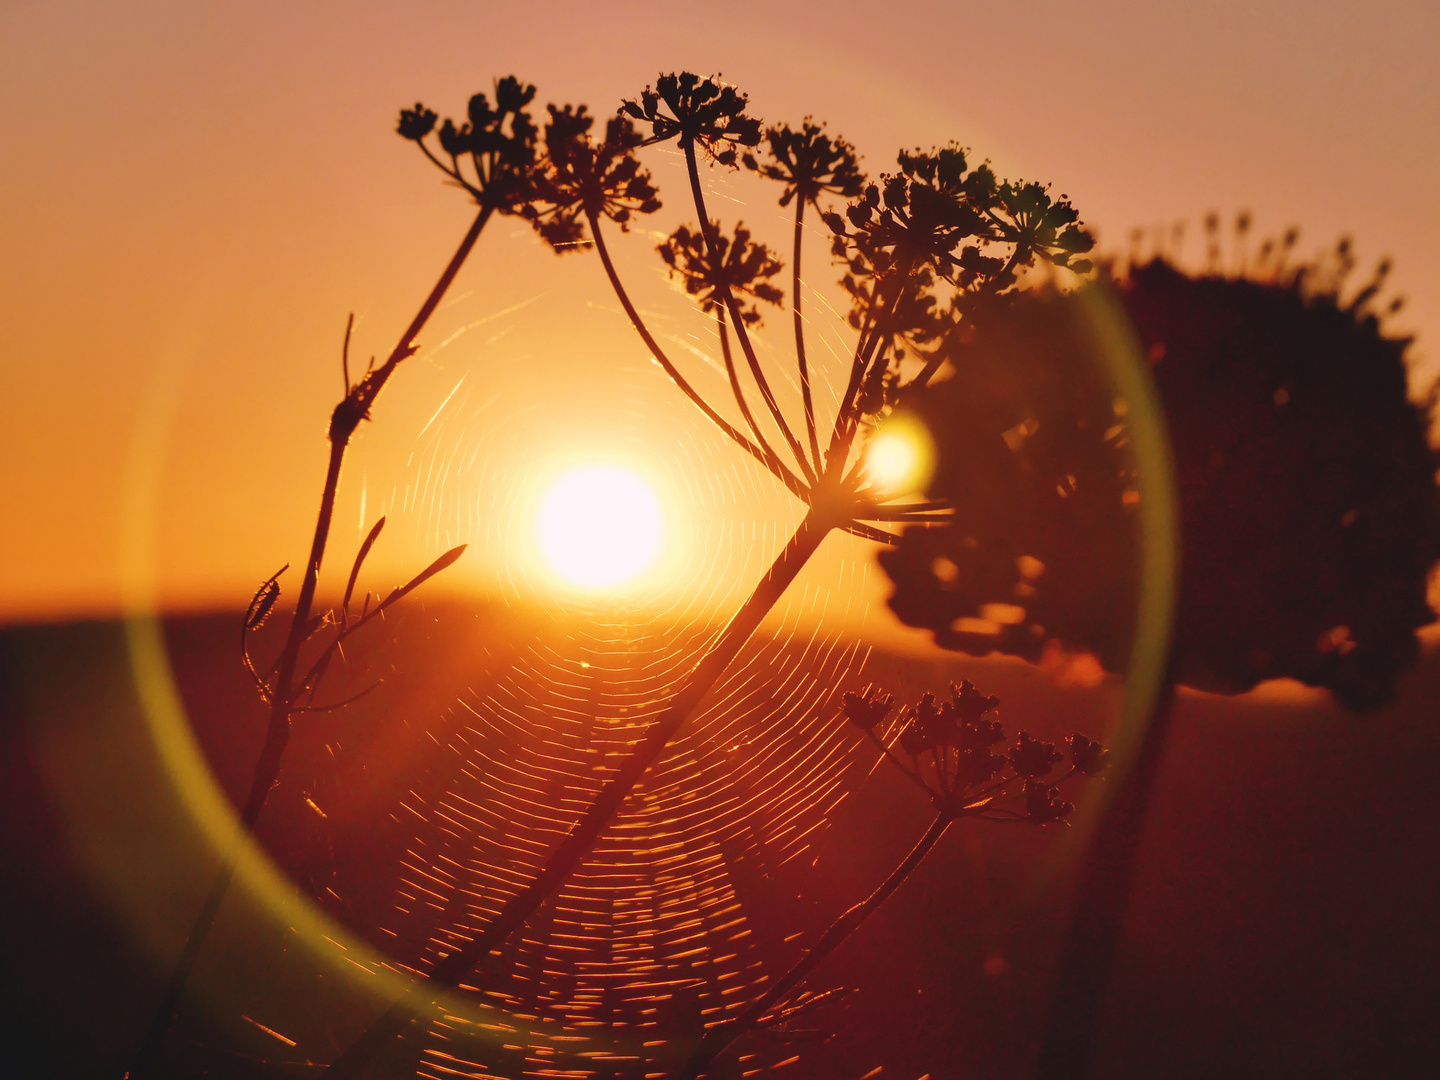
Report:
536,465,665,590
2,2,1434,621
864,415,936,496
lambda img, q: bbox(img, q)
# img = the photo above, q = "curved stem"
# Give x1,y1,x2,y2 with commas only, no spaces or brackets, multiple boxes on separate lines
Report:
717,306,776,461
1034,677,1179,1080
830,334,894,471
793,198,821,471
681,811,954,1079
326,512,838,1077
842,520,896,545
908,346,949,393
866,727,934,798
124,204,493,1080
587,210,807,503
826,264,914,469
683,142,816,484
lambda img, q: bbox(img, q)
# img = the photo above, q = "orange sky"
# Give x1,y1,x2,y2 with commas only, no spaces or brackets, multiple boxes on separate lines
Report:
3,0,1438,641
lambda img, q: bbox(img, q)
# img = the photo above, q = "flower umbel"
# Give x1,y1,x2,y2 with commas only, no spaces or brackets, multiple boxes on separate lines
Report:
525,105,661,251
745,120,865,208
620,72,762,165
398,76,541,212
659,221,783,325
857,681,1101,824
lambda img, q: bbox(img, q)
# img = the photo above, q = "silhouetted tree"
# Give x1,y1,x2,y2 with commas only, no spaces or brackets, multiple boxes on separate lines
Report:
877,240,1440,1078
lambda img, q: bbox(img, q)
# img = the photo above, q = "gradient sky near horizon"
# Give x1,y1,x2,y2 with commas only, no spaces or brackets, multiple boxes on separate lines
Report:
3,0,1438,646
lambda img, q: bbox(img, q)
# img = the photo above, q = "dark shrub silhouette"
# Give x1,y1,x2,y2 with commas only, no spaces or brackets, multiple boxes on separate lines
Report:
878,243,1440,1079
882,253,1440,709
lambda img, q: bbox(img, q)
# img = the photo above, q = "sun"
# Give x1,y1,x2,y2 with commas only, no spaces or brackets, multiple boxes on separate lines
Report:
536,464,666,590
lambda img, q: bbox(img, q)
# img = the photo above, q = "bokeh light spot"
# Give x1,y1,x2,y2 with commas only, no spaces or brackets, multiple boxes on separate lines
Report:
864,415,936,495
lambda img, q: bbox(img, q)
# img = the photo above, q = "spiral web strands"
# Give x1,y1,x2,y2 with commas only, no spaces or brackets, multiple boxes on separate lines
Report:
306,315,885,1076
376,615,866,1078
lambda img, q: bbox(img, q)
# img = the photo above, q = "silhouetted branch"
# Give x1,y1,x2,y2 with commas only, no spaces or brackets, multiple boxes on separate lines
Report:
588,209,808,501
682,141,816,484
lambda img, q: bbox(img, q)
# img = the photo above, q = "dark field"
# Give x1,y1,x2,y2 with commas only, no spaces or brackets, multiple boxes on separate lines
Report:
3,605,1438,1078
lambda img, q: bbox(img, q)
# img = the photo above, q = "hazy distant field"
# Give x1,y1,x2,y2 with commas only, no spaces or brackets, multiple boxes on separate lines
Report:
4,605,1437,1078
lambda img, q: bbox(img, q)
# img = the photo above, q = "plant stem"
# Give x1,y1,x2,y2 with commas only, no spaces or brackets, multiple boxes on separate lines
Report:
792,197,821,472
587,211,805,501
1033,675,1179,1080
680,811,954,1079
827,265,913,467
325,511,838,1077
124,204,492,1079
683,141,815,484
717,306,772,456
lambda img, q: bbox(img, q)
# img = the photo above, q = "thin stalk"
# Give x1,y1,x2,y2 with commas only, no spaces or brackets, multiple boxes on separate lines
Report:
830,335,892,469
827,265,914,466
792,196,821,471
864,727,932,798
681,811,954,1079
125,203,493,1079
326,511,839,1077
1034,676,1179,1080
907,348,948,393
717,306,773,458
588,211,806,502
843,520,898,545
683,141,816,484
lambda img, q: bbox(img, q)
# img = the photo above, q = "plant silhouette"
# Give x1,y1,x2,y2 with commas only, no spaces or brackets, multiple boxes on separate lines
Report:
883,243,1439,708
324,71,1096,1076
124,77,543,1079
679,681,1108,1079
877,228,1440,1079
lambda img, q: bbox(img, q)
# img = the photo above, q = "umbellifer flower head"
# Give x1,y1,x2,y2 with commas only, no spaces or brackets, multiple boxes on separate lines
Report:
525,105,661,252
659,221,783,325
1024,780,1074,825
745,120,865,208
841,685,896,730
620,72,762,165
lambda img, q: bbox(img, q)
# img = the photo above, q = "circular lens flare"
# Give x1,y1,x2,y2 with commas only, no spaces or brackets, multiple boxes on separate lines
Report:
537,465,665,589
864,415,936,495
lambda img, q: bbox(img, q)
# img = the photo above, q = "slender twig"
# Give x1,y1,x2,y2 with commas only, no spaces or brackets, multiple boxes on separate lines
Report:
587,210,807,502
681,812,954,1079
792,195,821,471
293,544,466,697
341,517,387,626
717,305,778,464
340,313,354,393
864,727,932,797
125,204,492,1080
842,521,898,545
828,270,913,462
293,680,382,713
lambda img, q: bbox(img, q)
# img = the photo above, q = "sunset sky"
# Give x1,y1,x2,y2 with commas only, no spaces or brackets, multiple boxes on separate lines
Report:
4,0,1437,642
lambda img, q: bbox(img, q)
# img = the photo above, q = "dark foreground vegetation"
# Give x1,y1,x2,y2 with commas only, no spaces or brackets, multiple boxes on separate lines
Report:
4,606,1438,1078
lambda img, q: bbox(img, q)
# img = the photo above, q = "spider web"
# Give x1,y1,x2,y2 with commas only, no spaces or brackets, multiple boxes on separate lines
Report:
327,350,882,1078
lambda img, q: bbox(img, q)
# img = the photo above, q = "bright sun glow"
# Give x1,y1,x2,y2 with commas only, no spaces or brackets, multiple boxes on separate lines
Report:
537,465,665,589
864,415,936,495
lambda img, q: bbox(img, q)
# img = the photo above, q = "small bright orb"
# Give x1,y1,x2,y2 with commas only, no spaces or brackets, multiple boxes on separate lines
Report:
537,465,664,589
864,415,936,495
